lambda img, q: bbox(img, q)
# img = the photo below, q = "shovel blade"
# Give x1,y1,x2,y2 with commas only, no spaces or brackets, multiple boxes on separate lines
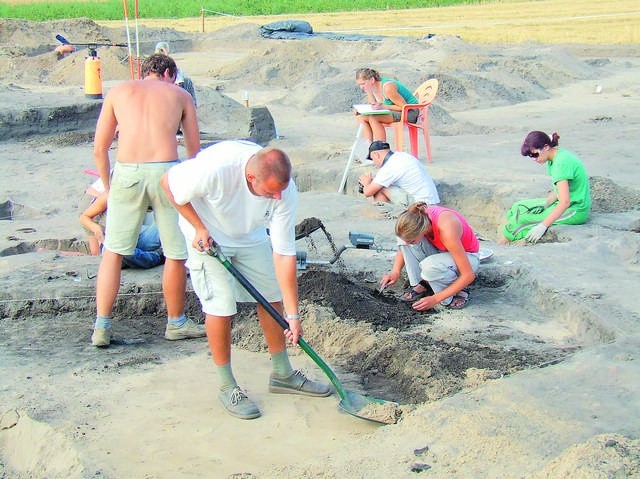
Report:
338,390,400,425
205,247,402,425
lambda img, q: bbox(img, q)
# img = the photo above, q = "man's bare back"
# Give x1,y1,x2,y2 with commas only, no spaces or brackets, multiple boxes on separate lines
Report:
90,54,205,348
93,63,199,190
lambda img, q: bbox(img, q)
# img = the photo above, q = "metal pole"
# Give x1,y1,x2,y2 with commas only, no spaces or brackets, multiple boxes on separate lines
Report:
338,124,363,193
122,0,135,80
134,0,141,79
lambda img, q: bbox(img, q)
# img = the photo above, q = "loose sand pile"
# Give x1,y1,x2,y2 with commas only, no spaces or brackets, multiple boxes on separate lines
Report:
531,434,640,478
1,14,640,479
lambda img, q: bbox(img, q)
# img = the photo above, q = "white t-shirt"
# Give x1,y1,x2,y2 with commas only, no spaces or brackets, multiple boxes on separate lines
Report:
373,151,440,204
175,68,185,85
167,140,298,255
93,178,105,193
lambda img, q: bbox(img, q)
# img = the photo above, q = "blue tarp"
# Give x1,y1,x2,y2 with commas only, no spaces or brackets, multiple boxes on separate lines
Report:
259,20,411,41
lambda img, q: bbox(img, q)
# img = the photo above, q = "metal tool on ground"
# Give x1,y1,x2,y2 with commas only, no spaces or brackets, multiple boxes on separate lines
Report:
204,243,397,424
296,231,394,270
294,216,324,240
373,282,388,297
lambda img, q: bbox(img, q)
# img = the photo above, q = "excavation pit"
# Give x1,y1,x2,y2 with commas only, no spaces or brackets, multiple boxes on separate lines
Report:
292,268,611,404
0,264,612,409
0,208,622,410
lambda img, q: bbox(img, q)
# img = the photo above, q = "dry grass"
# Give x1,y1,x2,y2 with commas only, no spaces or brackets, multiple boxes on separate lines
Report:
96,0,640,44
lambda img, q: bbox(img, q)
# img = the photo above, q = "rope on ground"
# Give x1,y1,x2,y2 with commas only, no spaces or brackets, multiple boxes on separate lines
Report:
199,7,243,32
201,8,242,18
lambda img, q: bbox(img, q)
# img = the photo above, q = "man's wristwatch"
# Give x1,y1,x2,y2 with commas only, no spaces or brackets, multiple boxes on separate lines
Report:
284,313,300,321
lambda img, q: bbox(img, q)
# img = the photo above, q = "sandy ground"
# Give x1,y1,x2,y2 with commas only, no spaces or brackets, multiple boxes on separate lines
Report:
1,11,640,479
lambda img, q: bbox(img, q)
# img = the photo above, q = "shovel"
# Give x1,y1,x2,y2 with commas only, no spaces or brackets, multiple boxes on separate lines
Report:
204,244,399,424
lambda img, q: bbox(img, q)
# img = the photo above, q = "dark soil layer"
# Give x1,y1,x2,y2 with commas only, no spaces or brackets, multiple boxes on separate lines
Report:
0,269,581,407
298,269,434,330
295,270,578,404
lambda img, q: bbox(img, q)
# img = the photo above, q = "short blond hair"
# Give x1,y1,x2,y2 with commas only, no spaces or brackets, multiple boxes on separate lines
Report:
250,147,292,184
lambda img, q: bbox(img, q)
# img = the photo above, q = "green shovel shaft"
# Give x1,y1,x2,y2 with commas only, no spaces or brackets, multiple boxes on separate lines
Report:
296,337,346,400
209,250,348,401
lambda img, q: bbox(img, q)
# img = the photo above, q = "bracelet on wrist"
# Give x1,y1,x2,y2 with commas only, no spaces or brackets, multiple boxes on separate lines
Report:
284,313,300,321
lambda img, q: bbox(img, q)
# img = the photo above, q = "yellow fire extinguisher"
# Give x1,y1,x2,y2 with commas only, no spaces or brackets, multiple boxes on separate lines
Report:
84,46,102,100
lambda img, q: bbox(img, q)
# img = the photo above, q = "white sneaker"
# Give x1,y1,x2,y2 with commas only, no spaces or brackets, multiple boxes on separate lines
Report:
91,328,111,347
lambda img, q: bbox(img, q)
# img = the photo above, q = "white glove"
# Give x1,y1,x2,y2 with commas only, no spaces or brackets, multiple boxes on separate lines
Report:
526,223,548,243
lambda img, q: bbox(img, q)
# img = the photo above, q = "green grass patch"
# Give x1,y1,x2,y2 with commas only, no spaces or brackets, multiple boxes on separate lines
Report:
1,0,485,21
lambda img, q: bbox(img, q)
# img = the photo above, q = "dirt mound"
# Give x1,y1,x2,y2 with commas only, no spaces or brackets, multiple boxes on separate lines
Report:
52,47,131,85
0,18,607,139
194,23,602,138
0,18,197,86
0,18,111,57
0,410,84,479
0,45,132,87
200,23,263,45
530,433,640,478
590,176,640,213
0,17,129,86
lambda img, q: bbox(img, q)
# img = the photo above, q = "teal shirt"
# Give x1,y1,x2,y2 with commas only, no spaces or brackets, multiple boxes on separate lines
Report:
381,77,418,105
546,148,591,214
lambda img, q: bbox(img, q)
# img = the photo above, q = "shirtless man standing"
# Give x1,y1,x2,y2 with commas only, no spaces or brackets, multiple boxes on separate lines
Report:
91,53,204,347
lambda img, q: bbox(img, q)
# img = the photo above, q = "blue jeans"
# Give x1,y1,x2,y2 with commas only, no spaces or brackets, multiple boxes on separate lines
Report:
122,223,164,269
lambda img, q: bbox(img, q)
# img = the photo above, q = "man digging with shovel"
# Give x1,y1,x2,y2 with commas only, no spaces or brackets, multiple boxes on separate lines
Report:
160,140,330,419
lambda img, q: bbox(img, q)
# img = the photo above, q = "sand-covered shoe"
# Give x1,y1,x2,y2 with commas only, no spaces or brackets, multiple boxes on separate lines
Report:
269,370,331,397
91,328,111,347
164,318,206,341
218,387,261,420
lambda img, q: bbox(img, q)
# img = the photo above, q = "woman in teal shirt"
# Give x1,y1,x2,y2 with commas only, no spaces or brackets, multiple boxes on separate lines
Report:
355,67,418,143
500,131,591,243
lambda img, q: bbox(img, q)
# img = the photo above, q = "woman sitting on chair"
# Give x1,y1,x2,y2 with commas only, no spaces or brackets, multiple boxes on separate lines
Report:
354,67,418,143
